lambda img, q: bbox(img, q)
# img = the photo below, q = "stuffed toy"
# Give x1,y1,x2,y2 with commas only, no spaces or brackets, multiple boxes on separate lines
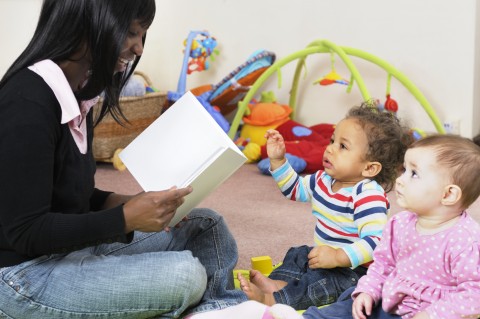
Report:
120,76,146,97
238,101,334,174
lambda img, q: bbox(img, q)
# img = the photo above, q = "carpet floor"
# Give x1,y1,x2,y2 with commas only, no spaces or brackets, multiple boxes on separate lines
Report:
95,162,480,270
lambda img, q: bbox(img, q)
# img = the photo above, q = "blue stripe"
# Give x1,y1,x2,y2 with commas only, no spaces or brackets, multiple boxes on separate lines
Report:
282,175,299,197
355,183,363,195
313,212,348,227
354,207,387,220
363,236,377,250
361,229,383,238
315,173,348,210
312,191,355,214
309,174,316,189
272,162,290,178
343,245,359,267
314,213,358,233
296,185,310,202
315,227,353,245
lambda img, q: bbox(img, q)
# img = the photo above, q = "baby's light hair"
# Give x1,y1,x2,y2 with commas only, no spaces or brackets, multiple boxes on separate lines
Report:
411,134,480,209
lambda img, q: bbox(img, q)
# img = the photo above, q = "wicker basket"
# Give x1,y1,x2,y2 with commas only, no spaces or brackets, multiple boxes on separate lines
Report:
92,71,166,168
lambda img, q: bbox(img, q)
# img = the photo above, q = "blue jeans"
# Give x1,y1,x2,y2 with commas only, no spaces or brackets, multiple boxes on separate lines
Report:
269,245,367,310
302,286,401,319
0,209,247,318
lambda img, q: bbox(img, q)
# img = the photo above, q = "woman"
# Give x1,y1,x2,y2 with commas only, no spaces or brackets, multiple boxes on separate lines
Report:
0,1,246,318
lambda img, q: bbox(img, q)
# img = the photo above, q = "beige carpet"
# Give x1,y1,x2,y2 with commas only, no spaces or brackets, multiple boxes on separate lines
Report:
95,162,480,270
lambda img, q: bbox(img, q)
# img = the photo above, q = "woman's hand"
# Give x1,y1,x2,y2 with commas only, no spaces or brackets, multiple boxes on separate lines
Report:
122,186,192,233
265,129,286,170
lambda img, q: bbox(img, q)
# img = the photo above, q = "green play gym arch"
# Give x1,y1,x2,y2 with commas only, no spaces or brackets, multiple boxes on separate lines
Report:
227,39,445,140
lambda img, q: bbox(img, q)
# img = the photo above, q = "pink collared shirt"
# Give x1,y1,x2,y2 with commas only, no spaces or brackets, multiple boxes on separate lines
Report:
28,60,99,154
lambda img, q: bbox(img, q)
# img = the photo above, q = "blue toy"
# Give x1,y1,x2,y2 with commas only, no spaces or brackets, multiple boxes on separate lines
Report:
257,153,306,175
167,30,229,132
183,31,219,74
194,92,230,132
168,31,276,134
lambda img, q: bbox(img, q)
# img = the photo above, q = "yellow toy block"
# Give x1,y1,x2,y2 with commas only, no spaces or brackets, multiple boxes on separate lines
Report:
251,255,273,275
233,256,328,314
233,256,283,289
233,269,249,289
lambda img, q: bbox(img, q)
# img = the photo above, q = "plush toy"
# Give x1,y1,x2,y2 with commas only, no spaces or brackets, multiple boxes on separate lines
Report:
183,32,219,74
240,101,292,146
239,100,335,174
120,76,146,97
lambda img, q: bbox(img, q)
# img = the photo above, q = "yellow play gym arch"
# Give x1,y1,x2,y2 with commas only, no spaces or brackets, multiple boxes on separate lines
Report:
227,39,445,140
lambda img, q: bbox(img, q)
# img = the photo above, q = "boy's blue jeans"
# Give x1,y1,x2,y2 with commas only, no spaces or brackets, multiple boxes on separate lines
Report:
0,209,247,318
269,245,367,310
303,286,401,319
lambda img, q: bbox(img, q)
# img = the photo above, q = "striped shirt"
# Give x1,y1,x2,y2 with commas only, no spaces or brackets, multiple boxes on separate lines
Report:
271,161,389,268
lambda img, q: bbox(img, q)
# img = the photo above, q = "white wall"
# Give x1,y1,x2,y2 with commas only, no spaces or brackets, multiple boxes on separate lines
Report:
1,0,478,137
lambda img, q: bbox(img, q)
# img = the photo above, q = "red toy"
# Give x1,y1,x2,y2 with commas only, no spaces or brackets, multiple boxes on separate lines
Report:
259,120,335,173
239,100,334,174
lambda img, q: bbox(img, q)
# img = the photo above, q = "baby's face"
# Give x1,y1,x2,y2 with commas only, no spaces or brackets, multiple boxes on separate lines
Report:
322,118,370,183
395,147,451,216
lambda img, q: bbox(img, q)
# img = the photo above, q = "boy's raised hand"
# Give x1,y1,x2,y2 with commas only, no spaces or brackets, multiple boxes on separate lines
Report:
265,129,286,170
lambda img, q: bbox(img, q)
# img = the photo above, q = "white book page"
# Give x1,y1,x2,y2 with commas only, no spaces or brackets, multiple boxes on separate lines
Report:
180,146,226,188
119,91,245,191
168,146,245,226
118,91,247,226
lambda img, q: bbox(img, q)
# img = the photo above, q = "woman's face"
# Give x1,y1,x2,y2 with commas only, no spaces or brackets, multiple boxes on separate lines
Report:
60,20,149,92
115,19,149,73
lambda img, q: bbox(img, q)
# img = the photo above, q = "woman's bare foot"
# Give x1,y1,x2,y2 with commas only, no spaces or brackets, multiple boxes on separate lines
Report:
237,272,275,306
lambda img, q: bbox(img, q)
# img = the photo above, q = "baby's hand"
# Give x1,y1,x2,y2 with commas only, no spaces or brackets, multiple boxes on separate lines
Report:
308,246,336,268
411,311,430,319
265,129,286,161
308,246,351,268
352,293,374,319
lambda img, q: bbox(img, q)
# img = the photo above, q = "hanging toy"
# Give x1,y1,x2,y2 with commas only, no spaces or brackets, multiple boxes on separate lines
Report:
314,52,349,86
384,74,398,113
183,31,220,75
411,128,426,141
372,98,385,112
384,94,398,112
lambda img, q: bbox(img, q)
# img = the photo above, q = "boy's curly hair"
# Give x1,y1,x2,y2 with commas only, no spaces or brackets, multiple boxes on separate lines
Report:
346,102,413,192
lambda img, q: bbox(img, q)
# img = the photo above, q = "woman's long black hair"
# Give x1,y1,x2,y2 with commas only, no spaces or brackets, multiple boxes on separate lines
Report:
0,0,156,125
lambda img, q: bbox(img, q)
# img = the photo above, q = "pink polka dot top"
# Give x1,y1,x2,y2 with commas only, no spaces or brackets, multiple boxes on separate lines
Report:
353,211,480,319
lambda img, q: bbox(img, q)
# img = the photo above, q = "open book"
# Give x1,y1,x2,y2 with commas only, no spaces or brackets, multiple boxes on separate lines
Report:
119,91,247,226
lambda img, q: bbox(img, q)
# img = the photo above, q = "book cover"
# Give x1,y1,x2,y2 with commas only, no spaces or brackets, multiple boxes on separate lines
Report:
119,91,247,226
